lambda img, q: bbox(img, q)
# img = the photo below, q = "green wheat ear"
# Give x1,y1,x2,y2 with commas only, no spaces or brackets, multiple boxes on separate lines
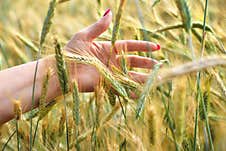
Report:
40,0,57,47
136,62,162,119
175,0,192,33
54,38,70,150
72,81,81,150
54,39,69,94
111,0,126,46
72,81,80,126
111,0,127,72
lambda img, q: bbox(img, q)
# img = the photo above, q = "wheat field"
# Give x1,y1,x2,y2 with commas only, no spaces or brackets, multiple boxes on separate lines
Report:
0,0,226,150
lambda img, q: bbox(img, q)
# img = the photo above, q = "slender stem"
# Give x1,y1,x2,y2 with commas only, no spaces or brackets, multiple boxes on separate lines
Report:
16,121,20,151
29,46,42,151
154,24,184,32
200,0,208,58
32,119,40,146
200,1,214,150
201,92,214,150
118,97,126,122
193,109,199,151
2,130,16,151
159,88,179,151
63,95,70,151
193,81,201,151
194,0,214,150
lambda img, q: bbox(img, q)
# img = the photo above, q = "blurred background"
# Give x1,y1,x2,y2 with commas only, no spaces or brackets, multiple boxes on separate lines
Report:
1,0,226,150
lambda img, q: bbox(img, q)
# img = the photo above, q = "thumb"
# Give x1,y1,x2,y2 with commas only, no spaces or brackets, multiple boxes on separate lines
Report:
82,9,112,41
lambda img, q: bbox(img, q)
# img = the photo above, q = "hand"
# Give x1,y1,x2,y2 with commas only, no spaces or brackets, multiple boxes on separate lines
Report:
64,9,161,92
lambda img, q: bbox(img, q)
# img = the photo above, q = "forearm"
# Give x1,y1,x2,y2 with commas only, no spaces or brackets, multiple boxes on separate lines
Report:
0,55,62,125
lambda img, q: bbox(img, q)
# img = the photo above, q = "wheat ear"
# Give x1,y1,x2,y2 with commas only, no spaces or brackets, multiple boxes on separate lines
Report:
64,53,128,99
54,39,70,150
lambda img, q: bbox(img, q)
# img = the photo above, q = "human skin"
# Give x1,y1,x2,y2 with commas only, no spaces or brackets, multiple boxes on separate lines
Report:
0,9,160,125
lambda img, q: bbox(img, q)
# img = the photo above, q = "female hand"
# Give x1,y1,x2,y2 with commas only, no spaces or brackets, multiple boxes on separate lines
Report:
64,9,161,92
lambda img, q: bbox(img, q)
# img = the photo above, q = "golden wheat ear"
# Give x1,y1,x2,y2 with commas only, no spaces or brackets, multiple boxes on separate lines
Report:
64,53,128,98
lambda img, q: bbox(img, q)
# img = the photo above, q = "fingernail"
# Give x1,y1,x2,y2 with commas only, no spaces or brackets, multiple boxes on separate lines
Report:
103,8,111,17
156,44,161,50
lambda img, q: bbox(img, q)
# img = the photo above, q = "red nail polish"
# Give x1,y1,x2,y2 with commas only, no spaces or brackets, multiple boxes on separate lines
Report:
103,8,111,17
156,44,161,50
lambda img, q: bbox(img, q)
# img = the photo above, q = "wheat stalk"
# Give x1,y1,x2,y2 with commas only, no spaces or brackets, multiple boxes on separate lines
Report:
72,81,81,150
54,39,70,150
195,2,214,146
30,1,57,149
33,69,52,145
13,100,22,151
